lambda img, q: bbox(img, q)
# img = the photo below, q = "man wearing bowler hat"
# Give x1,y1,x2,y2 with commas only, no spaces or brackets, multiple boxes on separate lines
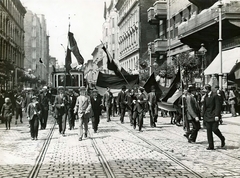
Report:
184,85,201,143
90,89,102,133
117,85,127,124
202,84,225,150
74,86,91,141
54,86,69,136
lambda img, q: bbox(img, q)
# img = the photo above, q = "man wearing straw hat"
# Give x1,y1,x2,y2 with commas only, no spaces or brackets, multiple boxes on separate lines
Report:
74,86,91,141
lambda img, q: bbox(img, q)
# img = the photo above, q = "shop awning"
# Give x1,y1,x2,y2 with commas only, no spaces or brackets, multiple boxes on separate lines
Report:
204,47,240,75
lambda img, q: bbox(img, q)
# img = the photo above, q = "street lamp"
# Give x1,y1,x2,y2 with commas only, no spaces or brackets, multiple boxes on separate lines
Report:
198,43,207,86
218,0,223,89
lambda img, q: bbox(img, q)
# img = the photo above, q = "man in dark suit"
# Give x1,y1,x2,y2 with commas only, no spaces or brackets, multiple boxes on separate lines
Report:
125,89,134,126
67,89,78,130
147,85,158,127
39,87,50,129
185,86,201,143
54,86,69,136
117,85,127,124
202,84,225,150
132,87,147,132
102,87,113,122
90,89,102,133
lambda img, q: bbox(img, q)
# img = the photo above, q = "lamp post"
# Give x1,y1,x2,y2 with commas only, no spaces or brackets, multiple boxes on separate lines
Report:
218,0,223,89
148,45,152,76
198,43,207,87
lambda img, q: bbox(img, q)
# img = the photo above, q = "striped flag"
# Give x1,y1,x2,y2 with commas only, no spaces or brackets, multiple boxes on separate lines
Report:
68,32,84,65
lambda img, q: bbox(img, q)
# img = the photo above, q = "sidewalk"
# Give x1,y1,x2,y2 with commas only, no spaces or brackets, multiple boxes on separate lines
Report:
222,113,240,125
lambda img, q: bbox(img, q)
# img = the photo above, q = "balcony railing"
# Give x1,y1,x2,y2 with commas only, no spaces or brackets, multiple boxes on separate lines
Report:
154,39,167,54
153,0,167,20
178,1,240,37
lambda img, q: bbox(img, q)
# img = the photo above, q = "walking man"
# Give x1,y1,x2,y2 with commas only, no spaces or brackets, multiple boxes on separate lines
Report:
90,89,102,133
132,87,147,132
74,86,91,141
117,85,127,124
202,84,225,150
39,87,50,129
54,86,69,136
185,86,201,143
148,85,158,127
102,87,113,122
27,96,41,140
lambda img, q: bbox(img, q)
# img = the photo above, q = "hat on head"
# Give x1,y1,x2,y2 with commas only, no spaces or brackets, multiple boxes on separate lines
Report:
203,84,211,92
43,86,48,89
215,85,220,89
139,87,145,92
188,85,196,92
31,95,37,100
92,89,98,93
151,85,155,91
58,86,64,90
79,86,86,91
122,85,126,90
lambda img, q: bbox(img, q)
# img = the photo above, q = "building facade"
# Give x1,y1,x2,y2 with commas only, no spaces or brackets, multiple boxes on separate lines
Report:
24,9,49,88
115,0,158,77
102,0,119,74
178,0,240,88
0,0,26,90
148,0,240,88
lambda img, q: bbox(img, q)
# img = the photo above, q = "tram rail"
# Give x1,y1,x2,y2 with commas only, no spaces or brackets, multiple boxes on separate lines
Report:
28,121,56,178
116,121,203,178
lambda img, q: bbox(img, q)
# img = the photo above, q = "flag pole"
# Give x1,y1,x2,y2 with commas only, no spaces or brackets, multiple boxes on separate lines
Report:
64,15,71,93
100,40,131,87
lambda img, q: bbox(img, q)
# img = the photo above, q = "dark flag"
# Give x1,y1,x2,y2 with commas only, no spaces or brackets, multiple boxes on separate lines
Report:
143,73,162,101
68,32,84,65
39,58,43,63
121,68,130,75
161,69,181,102
65,48,72,74
102,45,122,77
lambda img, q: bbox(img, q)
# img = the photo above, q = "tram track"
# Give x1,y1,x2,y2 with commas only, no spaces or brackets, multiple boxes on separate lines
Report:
28,121,56,178
115,121,204,178
89,131,116,178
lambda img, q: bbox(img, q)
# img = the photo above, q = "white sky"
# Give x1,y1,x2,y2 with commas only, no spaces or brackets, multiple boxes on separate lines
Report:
21,0,110,66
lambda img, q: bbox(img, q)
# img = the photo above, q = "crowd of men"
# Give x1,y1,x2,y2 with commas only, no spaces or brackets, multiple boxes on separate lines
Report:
0,83,239,149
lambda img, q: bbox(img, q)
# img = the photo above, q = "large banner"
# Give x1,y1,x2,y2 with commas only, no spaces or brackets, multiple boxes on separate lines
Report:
96,72,139,96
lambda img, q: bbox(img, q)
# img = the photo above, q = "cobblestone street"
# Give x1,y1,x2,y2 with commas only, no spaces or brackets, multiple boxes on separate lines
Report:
0,112,240,178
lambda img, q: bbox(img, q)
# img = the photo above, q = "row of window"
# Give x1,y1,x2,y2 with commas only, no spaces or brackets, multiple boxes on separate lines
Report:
0,38,24,67
121,55,138,73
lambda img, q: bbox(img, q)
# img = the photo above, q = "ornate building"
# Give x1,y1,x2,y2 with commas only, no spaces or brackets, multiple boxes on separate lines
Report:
115,0,157,78
0,0,26,90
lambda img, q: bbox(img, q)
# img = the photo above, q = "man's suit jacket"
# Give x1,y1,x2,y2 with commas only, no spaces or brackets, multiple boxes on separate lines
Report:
27,102,41,120
202,92,221,122
54,94,68,117
133,93,146,113
74,95,91,118
117,91,127,108
90,95,102,117
103,91,113,107
186,94,200,120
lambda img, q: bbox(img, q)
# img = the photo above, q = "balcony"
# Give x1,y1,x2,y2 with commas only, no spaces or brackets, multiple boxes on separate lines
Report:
147,7,158,25
189,0,218,10
153,0,167,20
178,1,240,49
153,39,167,55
